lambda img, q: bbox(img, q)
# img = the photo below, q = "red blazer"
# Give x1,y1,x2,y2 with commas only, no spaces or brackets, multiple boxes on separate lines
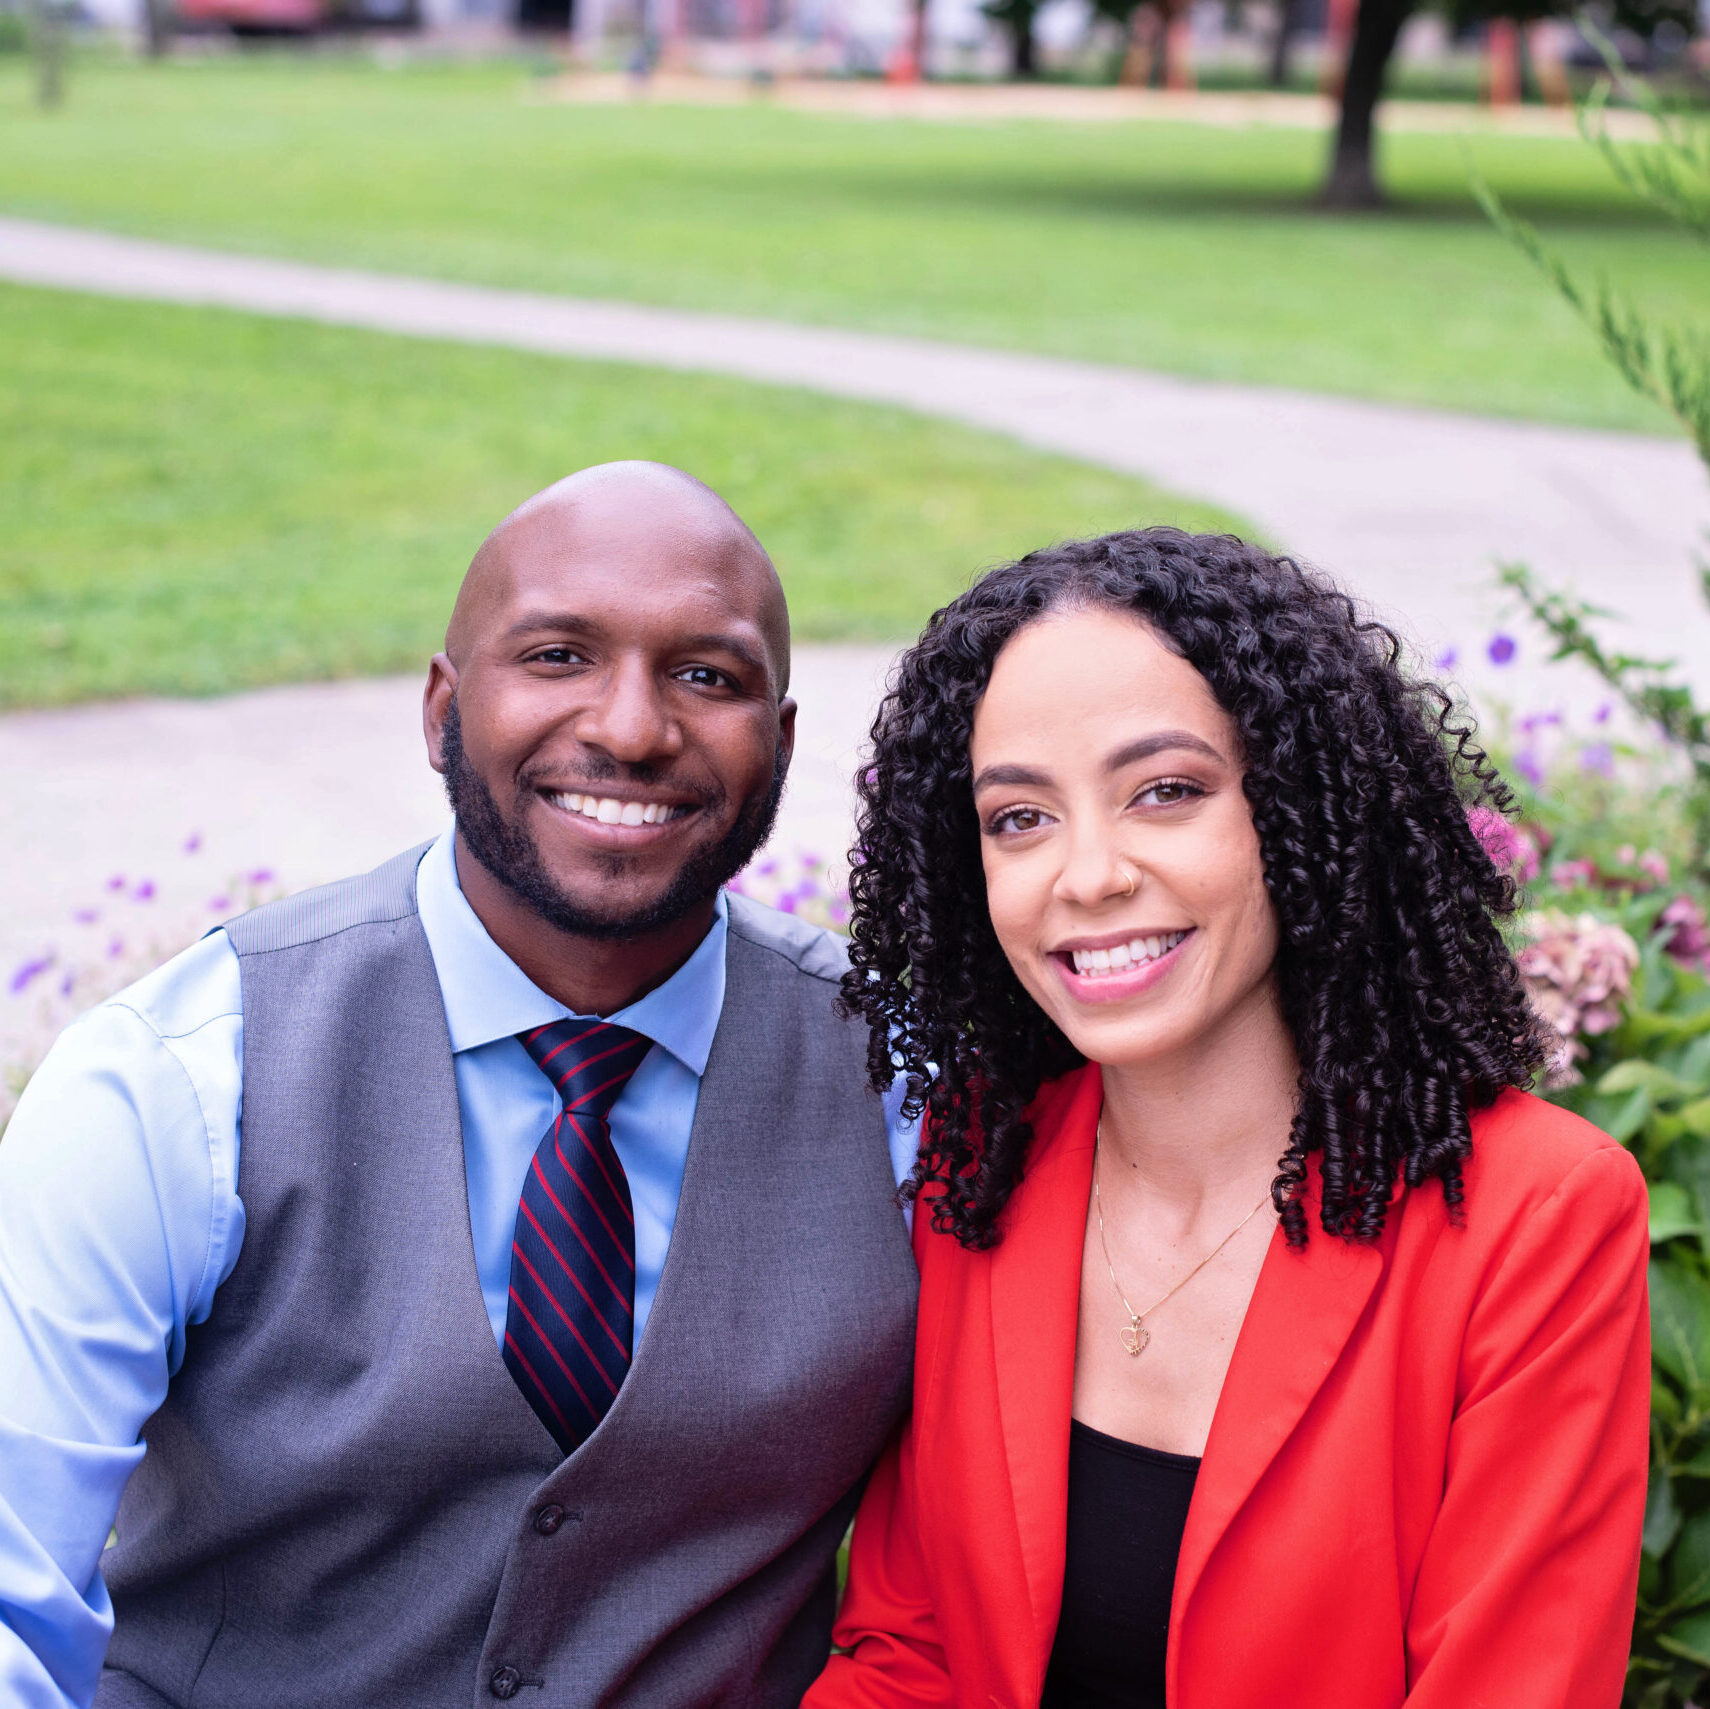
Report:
808,1065,1651,1709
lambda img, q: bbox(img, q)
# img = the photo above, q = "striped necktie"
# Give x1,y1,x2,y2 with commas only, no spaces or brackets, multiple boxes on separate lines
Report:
505,1018,653,1455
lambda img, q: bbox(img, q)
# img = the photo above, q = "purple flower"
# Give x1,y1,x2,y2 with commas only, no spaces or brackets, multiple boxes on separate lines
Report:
8,954,55,996
59,973,75,997
133,880,157,902
106,874,126,892
1579,743,1614,778
208,895,232,912
1434,647,1459,672
1662,896,1710,971
1488,634,1518,666
72,907,99,925
247,869,275,885
1593,702,1612,725
106,936,126,960
1515,750,1545,787
183,833,203,854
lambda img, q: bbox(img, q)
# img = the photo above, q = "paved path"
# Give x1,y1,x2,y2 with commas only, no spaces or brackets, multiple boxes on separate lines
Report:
5,217,1710,1068
4,217,1707,683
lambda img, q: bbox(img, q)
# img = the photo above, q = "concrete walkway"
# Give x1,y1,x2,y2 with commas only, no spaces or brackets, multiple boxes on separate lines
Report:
4,217,1707,680
5,216,1710,1063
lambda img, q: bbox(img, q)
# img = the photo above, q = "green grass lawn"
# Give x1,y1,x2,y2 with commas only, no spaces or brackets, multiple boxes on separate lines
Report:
0,281,1244,707
0,55,1698,433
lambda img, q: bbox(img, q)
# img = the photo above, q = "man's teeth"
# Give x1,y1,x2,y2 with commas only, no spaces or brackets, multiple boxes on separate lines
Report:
550,792,684,827
1070,931,1188,978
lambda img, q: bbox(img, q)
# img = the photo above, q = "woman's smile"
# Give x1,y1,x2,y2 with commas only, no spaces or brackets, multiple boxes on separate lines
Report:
1050,926,1195,1003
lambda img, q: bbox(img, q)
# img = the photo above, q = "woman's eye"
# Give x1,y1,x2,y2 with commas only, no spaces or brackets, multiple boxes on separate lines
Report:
988,806,1051,835
1136,777,1203,808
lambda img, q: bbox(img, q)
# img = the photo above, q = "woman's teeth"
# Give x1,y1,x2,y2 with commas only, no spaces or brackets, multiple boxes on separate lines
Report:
1070,931,1188,978
550,792,684,827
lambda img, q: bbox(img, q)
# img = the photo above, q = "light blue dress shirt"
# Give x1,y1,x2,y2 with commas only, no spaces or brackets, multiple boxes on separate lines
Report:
0,829,918,1709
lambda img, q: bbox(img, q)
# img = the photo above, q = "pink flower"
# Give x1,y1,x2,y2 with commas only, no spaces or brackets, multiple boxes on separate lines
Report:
1466,806,1541,884
1661,896,1710,973
1551,859,1598,889
1515,911,1640,1088
1639,850,1671,886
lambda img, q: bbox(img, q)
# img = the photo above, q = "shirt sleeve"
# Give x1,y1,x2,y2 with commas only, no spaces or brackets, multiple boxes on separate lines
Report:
0,933,245,1709
1403,1143,1651,1708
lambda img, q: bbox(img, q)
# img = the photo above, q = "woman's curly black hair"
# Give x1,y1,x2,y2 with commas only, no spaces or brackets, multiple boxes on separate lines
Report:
842,527,1550,1251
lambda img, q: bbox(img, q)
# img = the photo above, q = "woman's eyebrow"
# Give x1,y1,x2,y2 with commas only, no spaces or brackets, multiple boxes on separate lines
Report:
971,762,1052,793
1103,731,1224,771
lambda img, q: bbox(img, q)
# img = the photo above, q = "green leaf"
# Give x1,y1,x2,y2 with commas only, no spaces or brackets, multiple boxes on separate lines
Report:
1602,1061,1694,1100
1658,1605,1710,1668
1667,1509,1710,1611
1669,1136,1710,1228
1608,1085,1656,1146
1651,1260,1710,1404
1649,1469,1685,1559
1653,1181,1704,1245
1681,1098,1710,1140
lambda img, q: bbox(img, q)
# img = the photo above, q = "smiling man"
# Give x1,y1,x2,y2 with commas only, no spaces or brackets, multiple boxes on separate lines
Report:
0,463,920,1709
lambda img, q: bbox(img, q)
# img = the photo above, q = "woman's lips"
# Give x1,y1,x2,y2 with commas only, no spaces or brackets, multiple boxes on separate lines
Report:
1050,928,1195,1005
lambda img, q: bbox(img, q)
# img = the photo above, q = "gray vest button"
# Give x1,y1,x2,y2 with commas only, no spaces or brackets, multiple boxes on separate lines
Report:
533,1505,564,1535
490,1666,522,1699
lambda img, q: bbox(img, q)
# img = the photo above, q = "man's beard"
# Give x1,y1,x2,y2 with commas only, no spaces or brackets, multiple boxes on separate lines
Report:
439,698,786,943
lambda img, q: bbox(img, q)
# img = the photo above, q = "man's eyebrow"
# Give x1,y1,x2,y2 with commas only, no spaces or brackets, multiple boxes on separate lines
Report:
971,731,1225,795
503,610,597,640
675,633,770,680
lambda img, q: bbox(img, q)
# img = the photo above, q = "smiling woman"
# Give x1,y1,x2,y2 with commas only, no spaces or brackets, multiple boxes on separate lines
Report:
807,527,1653,1709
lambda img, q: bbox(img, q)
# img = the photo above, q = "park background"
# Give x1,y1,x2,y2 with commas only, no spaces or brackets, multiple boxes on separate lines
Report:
5,0,1710,1697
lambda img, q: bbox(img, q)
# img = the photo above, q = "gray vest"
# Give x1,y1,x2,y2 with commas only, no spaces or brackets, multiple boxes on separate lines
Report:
98,845,917,1709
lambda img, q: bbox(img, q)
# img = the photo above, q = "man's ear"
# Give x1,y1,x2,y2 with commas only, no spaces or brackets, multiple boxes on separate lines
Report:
423,654,459,775
776,696,798,785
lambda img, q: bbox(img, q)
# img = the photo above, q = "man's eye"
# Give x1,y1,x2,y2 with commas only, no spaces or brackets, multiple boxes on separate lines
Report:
676,665,732,689
527,647,586,666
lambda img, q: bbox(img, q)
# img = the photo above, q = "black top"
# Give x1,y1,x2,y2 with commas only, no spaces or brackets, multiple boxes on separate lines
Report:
1039,1419,1201,1709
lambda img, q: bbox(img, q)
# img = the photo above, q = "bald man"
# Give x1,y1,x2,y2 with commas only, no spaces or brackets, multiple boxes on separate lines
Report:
0,464,919,1709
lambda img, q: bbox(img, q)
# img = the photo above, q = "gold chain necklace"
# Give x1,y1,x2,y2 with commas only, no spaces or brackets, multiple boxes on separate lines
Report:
1093,1122,1271,1358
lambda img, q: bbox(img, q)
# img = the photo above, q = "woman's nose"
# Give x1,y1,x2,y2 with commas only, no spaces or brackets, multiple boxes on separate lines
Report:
1052,824,1137,908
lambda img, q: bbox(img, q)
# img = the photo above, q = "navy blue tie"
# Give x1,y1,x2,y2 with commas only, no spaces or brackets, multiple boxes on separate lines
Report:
505,1018,653,1455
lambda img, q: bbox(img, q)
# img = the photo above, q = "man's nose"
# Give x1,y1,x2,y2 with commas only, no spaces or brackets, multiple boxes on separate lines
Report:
573,658,683,765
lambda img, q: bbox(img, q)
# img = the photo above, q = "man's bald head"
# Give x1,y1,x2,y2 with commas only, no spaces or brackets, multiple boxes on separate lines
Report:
446,461,790,696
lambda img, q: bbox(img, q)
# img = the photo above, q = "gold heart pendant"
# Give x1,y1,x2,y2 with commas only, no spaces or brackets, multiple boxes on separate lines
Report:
1120,1321,1150,1357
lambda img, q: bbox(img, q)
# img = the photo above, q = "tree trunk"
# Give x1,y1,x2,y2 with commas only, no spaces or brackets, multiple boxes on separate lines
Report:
30,0,66,107
142,0,172,55
1266,0,1300,86
1321,0,1413,208
1010,11,1035,75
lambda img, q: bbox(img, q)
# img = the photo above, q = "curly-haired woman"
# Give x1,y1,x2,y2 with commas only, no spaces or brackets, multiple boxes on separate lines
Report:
804,529,1649,1709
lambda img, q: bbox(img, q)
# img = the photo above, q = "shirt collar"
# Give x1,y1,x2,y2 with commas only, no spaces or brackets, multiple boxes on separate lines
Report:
413,826,728,1077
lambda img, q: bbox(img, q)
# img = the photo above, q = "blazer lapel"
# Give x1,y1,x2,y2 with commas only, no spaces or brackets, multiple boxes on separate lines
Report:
988,1065,1102,1686
1170,1177,1386,1656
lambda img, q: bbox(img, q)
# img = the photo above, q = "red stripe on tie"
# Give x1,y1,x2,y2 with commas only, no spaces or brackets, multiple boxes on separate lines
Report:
518,1198,632,1357
564,1111,634,1218
552,1035,647,1097
504,1331,576,1436
535,1023,611,1073
507,1284,605,1412
563,1063,646,1114
531,1155,636,1291
511,1251,622,1393
554,1132,634,1252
